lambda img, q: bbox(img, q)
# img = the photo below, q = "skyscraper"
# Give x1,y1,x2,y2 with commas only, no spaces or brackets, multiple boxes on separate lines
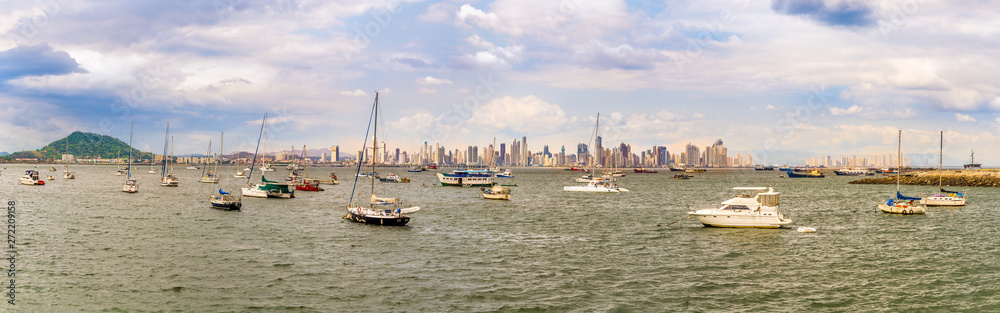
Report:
330,146,340,162
499,143,506,166
522,136,528,166
685,143,699,167
706,139,727,168
595,136,603,166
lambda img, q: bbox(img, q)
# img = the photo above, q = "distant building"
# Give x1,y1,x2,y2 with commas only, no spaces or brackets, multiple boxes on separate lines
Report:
62,154,75,163
330,146,340,162
685,143,700,167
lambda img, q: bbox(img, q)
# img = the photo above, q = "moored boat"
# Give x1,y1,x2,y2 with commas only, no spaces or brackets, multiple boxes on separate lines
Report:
634,168,658,173
437,170,494,187
19,170,44,185
481,185,511,200
688,187,792,228
877,130,926,214
786,169,824,178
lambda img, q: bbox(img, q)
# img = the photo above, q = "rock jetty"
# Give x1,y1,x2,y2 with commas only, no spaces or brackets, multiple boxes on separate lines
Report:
849,169,1000,187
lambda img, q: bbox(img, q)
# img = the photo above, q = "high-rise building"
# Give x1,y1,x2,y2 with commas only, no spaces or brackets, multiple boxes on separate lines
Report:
499,143,506,166
706,139,727,167
685,143,700,167
522,136,528,166
577,143,588,165
330,146,340,162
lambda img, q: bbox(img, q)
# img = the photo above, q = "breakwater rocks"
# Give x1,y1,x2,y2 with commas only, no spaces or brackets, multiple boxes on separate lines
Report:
849,169,1000,187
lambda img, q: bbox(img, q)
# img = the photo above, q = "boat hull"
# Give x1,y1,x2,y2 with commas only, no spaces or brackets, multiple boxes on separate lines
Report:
920,196,966,206
345,210,410,226
786,171,824,178
210,200,242,210
689,212,792,228
877,203,926,214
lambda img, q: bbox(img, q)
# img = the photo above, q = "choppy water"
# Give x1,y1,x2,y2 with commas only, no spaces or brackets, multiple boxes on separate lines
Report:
5,165,1000,311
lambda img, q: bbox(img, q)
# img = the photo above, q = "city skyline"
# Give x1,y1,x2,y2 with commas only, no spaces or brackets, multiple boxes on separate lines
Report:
1,1,998,165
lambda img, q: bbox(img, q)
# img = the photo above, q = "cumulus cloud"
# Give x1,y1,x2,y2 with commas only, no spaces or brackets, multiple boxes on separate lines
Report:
830,105,863,116
453,36,524,70
339,89,369,97
955,113,976,122
770,0,876,27
456,4,507,33
416,76,453,85
765,105,777,110
0,44,87,82
470,95,570,133
574,41,663,70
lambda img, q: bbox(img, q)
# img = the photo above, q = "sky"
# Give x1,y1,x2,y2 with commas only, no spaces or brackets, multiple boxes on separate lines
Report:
1,0,998,166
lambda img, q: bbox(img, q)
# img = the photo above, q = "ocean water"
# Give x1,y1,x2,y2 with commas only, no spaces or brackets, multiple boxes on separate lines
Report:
5,165,1000,312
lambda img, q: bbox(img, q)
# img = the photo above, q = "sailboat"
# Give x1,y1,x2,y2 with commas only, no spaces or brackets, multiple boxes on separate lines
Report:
293,145,324,191
565,113,629,193
241,113,295,198
259,131,275,172
210,132,241,210
200,140,220,183
122,122,139,193
114,150,127,176
877,130,925,214
345,92,420,225
921,131,967,206
234,135,247,178
62,135,75,179
160,123,179,187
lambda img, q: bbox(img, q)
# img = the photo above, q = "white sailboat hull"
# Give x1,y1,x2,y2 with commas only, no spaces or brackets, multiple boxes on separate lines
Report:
242,187,269,198
877,203,926,214
920,196,966,206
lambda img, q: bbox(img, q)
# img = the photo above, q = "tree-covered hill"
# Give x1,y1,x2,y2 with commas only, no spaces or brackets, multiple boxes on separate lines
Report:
29,131,153,160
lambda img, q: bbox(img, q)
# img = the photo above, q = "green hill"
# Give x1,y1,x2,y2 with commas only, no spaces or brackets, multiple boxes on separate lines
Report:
27,131,153,161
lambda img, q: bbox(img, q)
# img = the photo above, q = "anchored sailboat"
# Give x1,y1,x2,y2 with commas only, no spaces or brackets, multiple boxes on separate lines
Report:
122,122,138,193
241,113,294,198
921,131,967,206
345,92,420,225
565,113,629,193
877,130,925,214
210,132,241,210
160,123,179,187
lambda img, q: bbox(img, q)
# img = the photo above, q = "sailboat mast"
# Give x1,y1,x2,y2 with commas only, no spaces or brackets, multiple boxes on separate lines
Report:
216,132,223,185
203,140,211,177
939,131,943,188
161,122,169,178
593,113,600,174
371,92,378,198
896,129,903,194
127,122,133,179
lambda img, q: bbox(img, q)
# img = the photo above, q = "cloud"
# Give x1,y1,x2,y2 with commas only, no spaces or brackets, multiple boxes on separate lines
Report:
470,95,570,133
574,41,663,70
955,113,976,123
770,0,876,27
456,4,507,33
417,87,438,94
765,105,777,110
339,89,369,97
0,44,87,82
415,76,453,85
830,105,863,116
419,2,455,23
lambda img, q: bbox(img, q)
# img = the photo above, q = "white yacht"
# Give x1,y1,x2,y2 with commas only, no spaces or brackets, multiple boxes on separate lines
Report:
563,180,629,193
19,170,45,185
688,187,792,228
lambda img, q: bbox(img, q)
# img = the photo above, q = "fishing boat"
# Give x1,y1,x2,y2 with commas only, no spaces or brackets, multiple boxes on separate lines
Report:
46,175,55,180
603,170,626,177
688,187,792,228
19,170,44,185
210,132,241,210
481,185,511,200
877,130,926,214
379,173,410,183
49,166,55,171
668,166,685,172
187,165,200,170
436,169,494,187
122,122,139,193
685,168,706,173
565,113,629,193
241,114,294,198
496,169,514,178
673,174,692,179
921,131,966,206
786,169,825,178
159,123,179,187
633,168,658,173
407,166,425,172
345,92,420,226
317,173,340,185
